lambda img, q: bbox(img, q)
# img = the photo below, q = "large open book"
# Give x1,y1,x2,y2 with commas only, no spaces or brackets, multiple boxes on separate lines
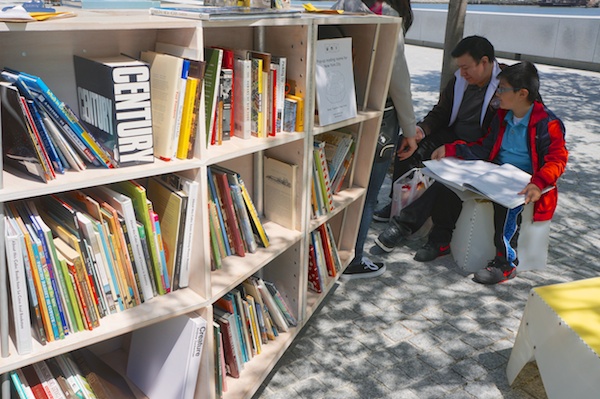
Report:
422,158,553,209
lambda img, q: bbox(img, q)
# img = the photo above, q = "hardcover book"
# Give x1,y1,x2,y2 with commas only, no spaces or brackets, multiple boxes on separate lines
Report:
127,312,207,399
74,55,154,166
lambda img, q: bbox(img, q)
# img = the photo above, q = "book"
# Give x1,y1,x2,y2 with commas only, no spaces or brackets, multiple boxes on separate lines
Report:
313,141,334,213
283,95,297,132
230,183,258,254
233,58,252,139
111,180,168,295
285,93,304,132
1,82,53,182
255,278,288,333
210,166,246,257
127,312,207,399
204,47,224,148
314,37,358,126
271,55,287,133
10,69,115,168
88,185,156,300
176,59,206,159
422,158,554,209
238,176,269,248
32,360,68,399
25,99,65,175
21,365,50,399
219,68,233,141
4,215,33,354
307,243,322,293
140,50,184,161
264,155,299,230
213,308,241,378
319,130,354,182
332,140,356,194
73,54,154,166
264,280,297,327
72,348,136,399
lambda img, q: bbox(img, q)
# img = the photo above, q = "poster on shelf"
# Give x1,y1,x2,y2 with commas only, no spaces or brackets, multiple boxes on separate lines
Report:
315,37,357,126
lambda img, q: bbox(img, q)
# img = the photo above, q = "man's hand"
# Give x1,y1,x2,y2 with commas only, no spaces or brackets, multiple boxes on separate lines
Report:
431,146,446,160
519,183,542,204
397,136,417,160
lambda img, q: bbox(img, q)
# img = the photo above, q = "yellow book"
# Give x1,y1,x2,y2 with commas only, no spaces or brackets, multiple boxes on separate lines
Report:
245,295,262,355
285,93,304,132
176,59,205,159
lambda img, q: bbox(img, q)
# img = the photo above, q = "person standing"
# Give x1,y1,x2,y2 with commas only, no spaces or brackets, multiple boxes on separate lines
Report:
331,0,418,279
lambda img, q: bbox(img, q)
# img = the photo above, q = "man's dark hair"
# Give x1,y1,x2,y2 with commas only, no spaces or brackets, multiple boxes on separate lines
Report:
498,61,541,103
451,35,495,63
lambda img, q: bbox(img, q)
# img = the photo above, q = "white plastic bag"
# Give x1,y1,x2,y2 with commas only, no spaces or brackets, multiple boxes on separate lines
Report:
390,168,433,217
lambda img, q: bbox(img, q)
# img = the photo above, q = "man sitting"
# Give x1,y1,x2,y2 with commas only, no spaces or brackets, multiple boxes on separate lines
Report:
375,36,504,261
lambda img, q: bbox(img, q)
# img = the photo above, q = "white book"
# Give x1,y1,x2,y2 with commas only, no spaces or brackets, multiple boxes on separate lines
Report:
256,278,289,333
423,158,554,209
233,58,252,139
127,312,207,399
172,58,190,158
315,37,357,126
76,212,118,314
179,177,199,288
140,50,184,161
88,186,154,301
4,215,33,355
271,55,287,133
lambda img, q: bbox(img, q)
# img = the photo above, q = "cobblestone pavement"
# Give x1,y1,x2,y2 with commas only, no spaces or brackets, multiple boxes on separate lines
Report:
253,44,600,399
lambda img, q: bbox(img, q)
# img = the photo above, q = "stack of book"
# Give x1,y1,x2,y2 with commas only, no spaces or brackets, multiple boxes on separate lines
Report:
213,277,296,396
207,165,269,269
203,46,290,146
1,69,117,182
140,46,207,161
308,222,342,293
3,173,198,351
9,348,136,399
311,131,356,218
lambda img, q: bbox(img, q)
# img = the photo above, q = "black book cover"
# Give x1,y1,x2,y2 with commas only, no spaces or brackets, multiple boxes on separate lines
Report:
73,55,154,166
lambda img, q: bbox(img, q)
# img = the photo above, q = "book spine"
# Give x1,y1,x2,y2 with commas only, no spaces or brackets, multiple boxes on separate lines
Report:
27,100,65,174
4,222,33,354
238,177,269,248
172,59,190,159
178,179,199,288
230,184,257,254
233,59,252,139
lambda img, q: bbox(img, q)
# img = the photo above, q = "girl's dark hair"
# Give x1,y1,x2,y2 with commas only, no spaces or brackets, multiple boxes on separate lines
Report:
386,0,413,33
498,61,541,103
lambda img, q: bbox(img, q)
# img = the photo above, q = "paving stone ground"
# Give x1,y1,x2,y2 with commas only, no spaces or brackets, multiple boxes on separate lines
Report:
253,44,600,399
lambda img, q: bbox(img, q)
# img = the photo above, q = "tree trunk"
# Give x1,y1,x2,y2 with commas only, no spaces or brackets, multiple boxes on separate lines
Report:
440,0,468,93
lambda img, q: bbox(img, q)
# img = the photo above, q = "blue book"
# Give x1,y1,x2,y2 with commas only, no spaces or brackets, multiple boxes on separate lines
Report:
26,100,66,174
13,69,114,168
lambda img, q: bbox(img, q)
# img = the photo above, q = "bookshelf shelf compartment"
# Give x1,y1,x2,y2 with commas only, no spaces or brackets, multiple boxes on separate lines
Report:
0,288,207,375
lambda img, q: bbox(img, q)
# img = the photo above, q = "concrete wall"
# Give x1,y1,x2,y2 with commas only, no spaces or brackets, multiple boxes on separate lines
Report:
406,9,600,71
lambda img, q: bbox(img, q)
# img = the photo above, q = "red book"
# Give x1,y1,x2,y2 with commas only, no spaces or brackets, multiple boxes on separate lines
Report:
307,243,322,293
21,365,50,399
210,167,245,257
317,224,336,277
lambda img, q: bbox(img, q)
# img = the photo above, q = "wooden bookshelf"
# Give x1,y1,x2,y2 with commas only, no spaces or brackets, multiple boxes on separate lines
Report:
0,9,401,399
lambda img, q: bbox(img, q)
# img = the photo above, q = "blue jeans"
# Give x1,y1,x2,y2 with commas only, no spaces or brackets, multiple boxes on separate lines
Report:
352,102,399,264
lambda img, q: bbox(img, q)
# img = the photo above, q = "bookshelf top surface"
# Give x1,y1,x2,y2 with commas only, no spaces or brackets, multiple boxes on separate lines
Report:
0,7,400,32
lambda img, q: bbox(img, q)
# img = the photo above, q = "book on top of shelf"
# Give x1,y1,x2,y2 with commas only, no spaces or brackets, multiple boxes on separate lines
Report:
176,59,206,159
315,37,357,126
73,55,154,167
149,6,302,20
127,312,207,399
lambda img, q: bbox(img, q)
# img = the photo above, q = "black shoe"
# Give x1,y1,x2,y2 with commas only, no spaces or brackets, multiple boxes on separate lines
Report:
375,222,410,253
473,257,517,285
342,258,386,280
414,241,451,262
373,203,392,222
